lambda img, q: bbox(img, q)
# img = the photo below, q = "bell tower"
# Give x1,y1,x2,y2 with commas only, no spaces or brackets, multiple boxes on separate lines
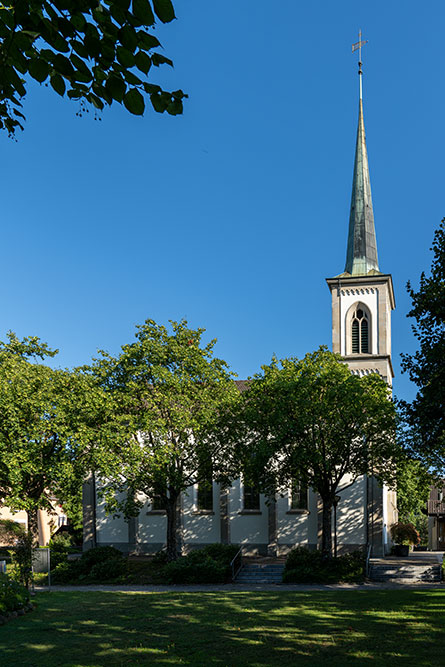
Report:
326,39,395,384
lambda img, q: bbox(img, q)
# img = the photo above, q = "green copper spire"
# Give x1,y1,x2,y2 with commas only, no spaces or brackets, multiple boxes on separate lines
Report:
345,44,379,275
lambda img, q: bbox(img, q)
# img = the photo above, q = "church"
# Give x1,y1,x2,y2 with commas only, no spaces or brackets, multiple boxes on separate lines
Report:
83,60,398,558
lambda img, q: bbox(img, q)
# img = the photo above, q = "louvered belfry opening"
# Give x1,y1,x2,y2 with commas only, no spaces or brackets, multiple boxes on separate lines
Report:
351,306,369,354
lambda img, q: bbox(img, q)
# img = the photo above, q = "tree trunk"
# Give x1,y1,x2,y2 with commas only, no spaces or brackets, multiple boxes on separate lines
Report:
166,497,178,561
321,497,333,560
27,507,39,547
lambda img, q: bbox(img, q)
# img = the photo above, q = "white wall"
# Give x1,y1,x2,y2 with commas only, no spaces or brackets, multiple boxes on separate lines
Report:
228,479,269,546
96,491,128,544
182,484,221,545
276,489,318,546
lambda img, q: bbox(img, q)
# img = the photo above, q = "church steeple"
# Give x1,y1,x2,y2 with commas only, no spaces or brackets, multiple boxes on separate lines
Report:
344,40,379,276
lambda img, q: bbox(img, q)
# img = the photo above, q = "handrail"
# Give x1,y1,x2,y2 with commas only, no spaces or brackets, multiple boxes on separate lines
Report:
365,543,372,578
230,547,243,581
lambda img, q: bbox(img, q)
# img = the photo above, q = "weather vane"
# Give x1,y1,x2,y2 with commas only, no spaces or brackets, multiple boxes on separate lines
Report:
352,29,368,99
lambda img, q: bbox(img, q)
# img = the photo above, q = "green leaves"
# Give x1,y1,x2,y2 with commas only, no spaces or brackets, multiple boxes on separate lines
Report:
0,0,184,137
135,50,151,74
88,318,239,557
28,58,50,83
105,74,126,102
50,73,66,96
153,0,176,23
124,88,145,114
133,0,155,25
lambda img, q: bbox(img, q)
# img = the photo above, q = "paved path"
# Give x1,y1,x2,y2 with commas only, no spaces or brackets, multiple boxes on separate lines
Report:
370,550,444,566
35,581,445,593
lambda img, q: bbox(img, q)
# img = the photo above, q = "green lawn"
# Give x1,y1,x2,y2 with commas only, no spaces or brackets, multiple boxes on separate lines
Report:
2,590,445,666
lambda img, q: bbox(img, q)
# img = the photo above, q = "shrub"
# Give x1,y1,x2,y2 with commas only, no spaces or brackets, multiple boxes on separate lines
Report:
52,546,127,584
49,533,77,570
200,544,239,564
390,522,420,546
283,547,365,584
162,555,225,584
160,544,239,584
76,546,126,575
0,573,29,614
0,520,33,589
89,558,126,582
151,549,168,565
51,561,79,585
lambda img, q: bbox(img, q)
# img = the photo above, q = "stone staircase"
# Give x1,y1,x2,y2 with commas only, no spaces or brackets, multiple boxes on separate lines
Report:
369,552,443,583
234,561,285,584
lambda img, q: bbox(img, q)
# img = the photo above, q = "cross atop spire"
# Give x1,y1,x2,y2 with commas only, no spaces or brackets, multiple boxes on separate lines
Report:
344,34,380,276
352,30,368,99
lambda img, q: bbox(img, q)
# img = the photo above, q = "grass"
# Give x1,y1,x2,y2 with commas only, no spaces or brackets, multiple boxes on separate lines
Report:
2,590,445,666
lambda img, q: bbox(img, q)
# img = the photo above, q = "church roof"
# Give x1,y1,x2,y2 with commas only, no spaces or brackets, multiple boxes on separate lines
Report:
344,97,380,276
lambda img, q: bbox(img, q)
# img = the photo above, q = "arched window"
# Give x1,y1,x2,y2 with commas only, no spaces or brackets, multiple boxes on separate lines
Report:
351,306,369,354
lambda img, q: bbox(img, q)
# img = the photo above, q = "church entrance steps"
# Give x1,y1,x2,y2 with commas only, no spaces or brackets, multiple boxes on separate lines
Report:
234,562,285,584
369,552,443,583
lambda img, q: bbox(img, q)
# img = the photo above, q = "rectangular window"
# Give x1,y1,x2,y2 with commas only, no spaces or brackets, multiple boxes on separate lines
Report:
197,479,213,511
290,482,308,510
151,484,165,511
243,483,260,511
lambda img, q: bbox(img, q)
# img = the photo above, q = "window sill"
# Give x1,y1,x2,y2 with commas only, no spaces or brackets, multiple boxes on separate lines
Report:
286,509,310,515
191,510,215,516
238,510,262,515
146,510,166,515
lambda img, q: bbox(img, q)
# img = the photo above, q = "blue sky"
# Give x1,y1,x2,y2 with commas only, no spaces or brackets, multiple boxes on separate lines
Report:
0,1,443,402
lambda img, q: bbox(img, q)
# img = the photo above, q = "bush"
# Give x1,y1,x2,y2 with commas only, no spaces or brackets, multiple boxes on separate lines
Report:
0,573,29,614
49,533,77,570
200,543,239,564
0,520,33,589
283,547,365,584
89,558,126,582
52,546,127,584
76,546,125,575
390,522,420,546
160,544,239,584
51,561,80,585
162,555,225,584
151,549,169,565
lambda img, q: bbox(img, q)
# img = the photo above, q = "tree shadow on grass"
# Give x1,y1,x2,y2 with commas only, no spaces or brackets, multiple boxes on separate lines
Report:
2,590,445,666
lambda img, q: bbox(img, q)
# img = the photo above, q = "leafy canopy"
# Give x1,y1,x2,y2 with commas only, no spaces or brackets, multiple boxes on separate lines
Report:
234,347,398,557
237,347,398,496
400,220,445,472
0,332,116,535
88,319,240,558
0,0,185,136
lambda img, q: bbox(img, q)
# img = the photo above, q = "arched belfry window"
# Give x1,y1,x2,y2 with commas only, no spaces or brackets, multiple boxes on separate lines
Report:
351,305,369,354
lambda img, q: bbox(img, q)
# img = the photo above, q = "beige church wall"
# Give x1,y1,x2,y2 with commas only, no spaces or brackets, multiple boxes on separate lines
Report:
182,484,221,545
378,286,392,357
275,490,317,547
228,479,269,548
336,475,367,546
95,490,129,545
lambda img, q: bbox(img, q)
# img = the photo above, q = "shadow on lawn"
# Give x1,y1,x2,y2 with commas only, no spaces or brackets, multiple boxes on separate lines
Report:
3,590,445,666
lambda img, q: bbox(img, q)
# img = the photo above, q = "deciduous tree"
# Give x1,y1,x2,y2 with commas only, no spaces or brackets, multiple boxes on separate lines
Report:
400,220,445,473
0,0,185,136
234,347,398,559
0,332,113,543
89,319,239,561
